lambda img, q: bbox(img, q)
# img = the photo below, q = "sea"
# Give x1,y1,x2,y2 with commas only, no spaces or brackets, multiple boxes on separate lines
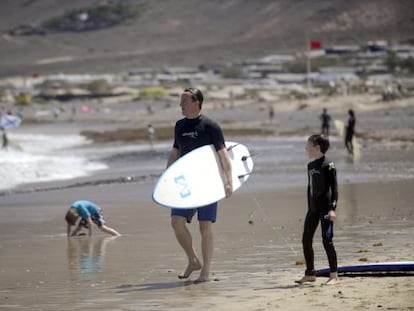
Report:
0,132,107,191
1,133,413,194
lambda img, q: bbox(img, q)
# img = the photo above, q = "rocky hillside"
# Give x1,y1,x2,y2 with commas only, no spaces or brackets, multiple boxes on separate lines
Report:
1,0,413,77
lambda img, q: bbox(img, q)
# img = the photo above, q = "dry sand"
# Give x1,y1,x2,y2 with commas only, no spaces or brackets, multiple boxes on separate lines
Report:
1,93,414,310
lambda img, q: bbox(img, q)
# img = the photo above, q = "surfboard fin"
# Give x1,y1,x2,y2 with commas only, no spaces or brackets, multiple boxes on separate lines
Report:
241,153,257,161
227,143,240,151
238,172,251,179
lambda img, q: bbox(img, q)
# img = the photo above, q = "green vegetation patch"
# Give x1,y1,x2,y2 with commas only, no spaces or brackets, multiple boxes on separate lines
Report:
138,87,168,99
43,2,145,32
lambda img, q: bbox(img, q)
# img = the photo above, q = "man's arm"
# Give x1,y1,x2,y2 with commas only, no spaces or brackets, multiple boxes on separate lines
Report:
67,224,72,237
217,148,233,198
166,148,180,168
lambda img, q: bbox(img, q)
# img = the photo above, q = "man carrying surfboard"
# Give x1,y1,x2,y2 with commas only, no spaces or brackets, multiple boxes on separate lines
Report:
166,88,233,283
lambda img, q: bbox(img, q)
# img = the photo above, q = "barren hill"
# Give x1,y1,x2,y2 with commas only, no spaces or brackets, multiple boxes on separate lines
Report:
1,0,413,77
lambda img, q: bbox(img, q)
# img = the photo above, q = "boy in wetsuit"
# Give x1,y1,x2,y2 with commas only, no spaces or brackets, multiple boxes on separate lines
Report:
296,134,339,285
65,200,121,237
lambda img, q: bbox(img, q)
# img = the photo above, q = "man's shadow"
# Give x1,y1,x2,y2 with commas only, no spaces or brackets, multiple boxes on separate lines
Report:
114,280,194,293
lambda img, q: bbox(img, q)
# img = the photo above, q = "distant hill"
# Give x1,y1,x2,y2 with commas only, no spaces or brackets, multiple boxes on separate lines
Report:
1,0,413,77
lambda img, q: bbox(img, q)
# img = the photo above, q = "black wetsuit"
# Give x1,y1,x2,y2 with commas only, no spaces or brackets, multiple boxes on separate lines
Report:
302,155,338,276
320,112,331,136
345,116,356,154
173,114,225,155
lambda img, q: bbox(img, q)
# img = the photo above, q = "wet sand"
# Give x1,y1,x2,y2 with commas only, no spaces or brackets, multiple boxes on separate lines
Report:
0,178,413,310
1,93,414,310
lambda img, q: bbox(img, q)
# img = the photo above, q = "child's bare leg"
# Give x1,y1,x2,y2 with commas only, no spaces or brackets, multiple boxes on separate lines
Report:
326,272,339,285
100,225,121,236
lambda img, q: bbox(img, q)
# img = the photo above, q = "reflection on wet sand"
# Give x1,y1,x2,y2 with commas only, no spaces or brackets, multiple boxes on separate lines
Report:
67,236,118,281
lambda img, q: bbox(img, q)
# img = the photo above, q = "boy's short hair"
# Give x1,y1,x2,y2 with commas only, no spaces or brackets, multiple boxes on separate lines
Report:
308,134,330,154
65,208,78,226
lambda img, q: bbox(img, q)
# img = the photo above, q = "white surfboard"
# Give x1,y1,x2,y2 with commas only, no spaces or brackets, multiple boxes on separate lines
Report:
152,141,254,208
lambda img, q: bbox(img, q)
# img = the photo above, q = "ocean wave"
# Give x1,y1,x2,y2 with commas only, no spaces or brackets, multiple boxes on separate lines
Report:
0,133,107,190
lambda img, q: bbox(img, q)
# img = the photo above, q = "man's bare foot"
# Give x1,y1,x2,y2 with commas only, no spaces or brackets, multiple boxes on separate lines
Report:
295,275,316,284
325,273,339,285
194,276,210,284
177,261,202,279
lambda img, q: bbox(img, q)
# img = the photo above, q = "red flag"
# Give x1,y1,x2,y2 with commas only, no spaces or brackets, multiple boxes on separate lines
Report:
310,40,322,50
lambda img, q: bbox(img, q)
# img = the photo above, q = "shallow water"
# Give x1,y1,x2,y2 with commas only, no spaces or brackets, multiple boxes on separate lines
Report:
0,178,413,310
3,134,413,196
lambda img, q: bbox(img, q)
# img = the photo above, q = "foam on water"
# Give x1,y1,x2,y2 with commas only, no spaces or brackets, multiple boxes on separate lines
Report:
0,133,107,190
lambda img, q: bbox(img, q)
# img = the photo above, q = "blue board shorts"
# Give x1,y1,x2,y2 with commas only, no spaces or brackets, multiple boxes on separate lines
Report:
171,202,217,223
79,212,105,228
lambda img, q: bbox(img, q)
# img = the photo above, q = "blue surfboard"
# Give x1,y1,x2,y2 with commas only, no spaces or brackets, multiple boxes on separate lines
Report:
316,261,414,276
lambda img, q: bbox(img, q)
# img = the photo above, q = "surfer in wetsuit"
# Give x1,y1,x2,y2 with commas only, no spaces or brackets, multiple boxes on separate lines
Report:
296,134,339,285
319,108,331,136
1,127,8,150
345,109,356,155
166,88,233,283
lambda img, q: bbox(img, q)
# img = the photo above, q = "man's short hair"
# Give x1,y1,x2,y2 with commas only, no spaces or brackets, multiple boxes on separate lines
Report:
184,87,204,108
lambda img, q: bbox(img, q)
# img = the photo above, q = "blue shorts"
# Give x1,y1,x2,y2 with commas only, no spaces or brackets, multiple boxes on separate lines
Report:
79,212,105,228
171,203,218,223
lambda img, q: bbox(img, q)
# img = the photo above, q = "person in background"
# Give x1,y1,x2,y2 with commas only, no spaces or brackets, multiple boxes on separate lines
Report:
147,123,155,148
268,105,274,122
65,200,121,237
296,134,339,285
319,108,331,136
345,109,356,155
166,87,232,283
1,127,8,150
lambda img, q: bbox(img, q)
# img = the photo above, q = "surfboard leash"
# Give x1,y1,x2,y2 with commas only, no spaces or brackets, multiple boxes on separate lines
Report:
238,152,257,179
249,195,298,257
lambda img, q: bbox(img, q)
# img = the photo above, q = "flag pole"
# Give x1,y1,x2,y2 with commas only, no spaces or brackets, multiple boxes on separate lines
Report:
306,39,311,96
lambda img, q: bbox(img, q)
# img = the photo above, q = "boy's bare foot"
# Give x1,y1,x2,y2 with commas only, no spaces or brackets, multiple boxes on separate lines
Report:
325,273,339,285
295,275,316,284
177,261,202,279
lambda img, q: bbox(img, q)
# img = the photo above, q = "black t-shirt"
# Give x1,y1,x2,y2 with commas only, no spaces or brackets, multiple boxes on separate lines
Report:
307,155,338,212
173,114,225,156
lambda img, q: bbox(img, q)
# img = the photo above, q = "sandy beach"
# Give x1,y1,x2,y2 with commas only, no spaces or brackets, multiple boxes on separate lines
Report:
1,93,414,310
